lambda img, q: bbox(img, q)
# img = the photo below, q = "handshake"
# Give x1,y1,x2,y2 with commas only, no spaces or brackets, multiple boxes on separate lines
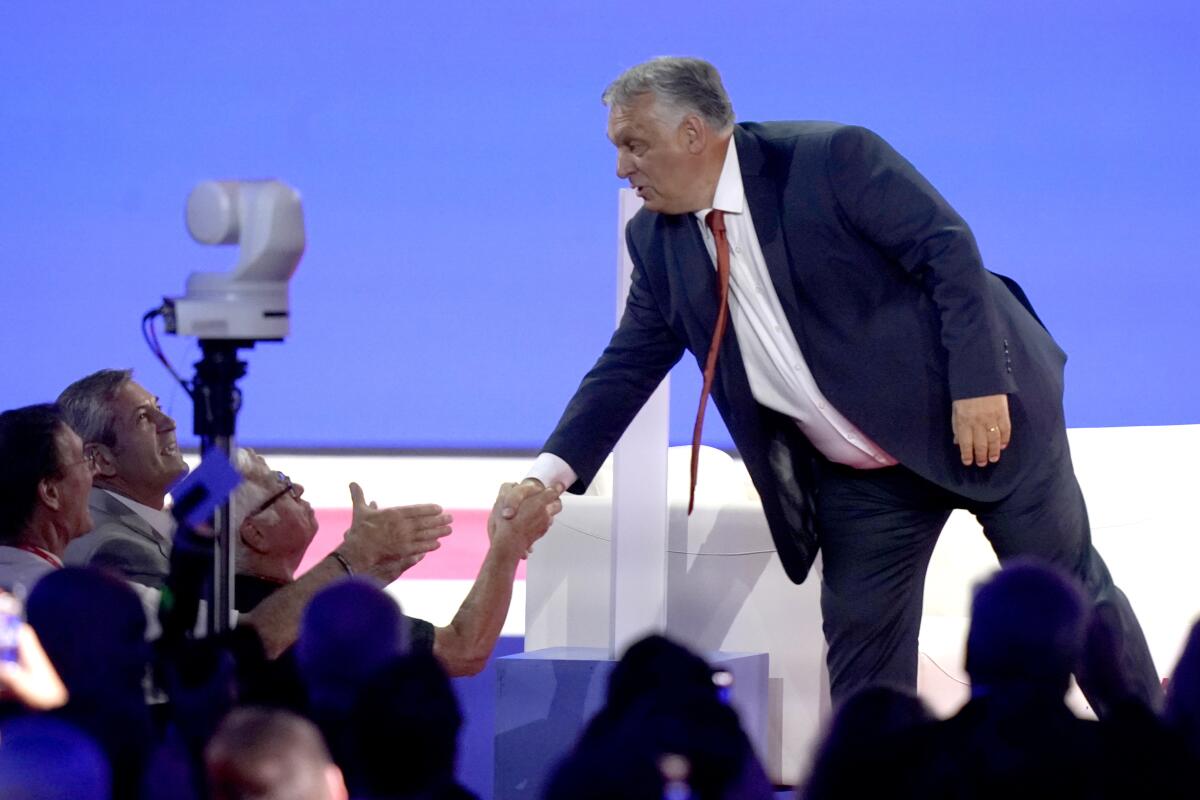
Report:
492,478,567,558
338,478,566,583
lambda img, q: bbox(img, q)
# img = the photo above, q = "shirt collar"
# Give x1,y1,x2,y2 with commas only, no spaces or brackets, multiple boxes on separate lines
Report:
104,489,175,541
693,135,745,225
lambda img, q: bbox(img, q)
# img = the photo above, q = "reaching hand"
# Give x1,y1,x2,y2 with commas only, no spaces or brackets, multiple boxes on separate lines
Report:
951,394,1011,467
497,478,549,521
338,482,454,580
490,482,564,558
0,623,69,711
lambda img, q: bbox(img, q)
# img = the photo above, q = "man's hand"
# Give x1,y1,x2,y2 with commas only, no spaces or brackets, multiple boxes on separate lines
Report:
497,478,550,521
951,394,1011,467
337,482,453,581
490,482,564,557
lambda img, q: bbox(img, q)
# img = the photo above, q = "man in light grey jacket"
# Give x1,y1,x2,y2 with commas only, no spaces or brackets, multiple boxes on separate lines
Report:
58,369,185,589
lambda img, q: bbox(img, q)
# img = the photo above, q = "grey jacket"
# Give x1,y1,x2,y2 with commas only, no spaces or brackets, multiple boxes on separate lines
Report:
64,488,172,589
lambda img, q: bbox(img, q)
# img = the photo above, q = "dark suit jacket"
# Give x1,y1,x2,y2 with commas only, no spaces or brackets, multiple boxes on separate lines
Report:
63,488,172,589
544,122,1069,584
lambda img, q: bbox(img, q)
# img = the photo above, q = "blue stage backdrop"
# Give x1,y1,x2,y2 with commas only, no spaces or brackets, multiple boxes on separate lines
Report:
1,2,1196,450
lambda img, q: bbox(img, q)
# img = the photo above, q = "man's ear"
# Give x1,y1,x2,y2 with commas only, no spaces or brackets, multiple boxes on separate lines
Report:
37,477,62,512
681,113,708,154
88,443,118,479
239,519,271,555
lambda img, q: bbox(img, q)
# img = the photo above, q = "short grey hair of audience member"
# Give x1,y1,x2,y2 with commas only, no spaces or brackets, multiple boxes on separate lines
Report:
228,447,272,537
601,56,735,131
206,707,338,800
57,368,133,448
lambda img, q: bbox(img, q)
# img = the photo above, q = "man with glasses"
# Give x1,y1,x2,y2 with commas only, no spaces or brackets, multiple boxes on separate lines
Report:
0,404,98,593
231,449,564,676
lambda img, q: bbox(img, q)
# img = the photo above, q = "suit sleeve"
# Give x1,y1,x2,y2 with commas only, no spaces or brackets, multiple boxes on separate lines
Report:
826,126,1015,401
541,227,687,493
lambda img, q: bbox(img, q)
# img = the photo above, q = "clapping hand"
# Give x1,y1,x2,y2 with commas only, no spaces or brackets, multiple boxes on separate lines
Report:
337,482,454,581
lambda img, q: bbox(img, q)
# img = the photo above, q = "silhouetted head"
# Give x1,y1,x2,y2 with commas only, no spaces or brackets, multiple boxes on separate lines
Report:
296,578,407,715
607,633,720,714
0,716,111,800
546,689,769,800
965,559,1088,695
25,565,149,702
800,685,933,800
348,652,464,797
206,706,347,800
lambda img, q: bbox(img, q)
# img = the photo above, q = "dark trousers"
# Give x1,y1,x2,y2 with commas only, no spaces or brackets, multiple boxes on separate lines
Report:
815,442,1161,713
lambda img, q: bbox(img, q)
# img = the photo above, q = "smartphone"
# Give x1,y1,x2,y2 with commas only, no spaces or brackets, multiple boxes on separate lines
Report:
0,593,23,664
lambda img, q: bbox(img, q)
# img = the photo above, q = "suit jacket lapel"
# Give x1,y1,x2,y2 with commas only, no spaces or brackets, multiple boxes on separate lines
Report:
736,127,807,343
668,213,723,334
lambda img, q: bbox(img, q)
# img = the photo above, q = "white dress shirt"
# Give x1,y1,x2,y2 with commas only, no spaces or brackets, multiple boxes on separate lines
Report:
103,489,175,544
530,136,895,490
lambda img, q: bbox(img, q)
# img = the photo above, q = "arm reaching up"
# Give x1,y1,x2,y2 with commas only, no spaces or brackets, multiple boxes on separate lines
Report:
242,483,453,658
433,482,564,676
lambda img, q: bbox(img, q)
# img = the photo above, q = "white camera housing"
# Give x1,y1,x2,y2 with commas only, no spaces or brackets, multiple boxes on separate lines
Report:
165,179,305,340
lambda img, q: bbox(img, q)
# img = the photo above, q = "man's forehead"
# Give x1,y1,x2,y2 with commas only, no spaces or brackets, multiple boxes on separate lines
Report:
608,94,660,139
115,381,158,410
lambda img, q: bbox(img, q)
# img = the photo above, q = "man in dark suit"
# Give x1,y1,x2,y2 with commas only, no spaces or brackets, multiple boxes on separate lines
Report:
512,57,1159,710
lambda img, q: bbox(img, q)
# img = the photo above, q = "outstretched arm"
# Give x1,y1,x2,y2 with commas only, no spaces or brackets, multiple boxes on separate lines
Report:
432,483,563,676
242,482,453,658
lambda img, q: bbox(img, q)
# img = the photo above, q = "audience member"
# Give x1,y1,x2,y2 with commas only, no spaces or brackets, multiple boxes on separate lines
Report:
25,566,154,799
0,715,111,800
205,706,348,800
295,578,406,720
232,448,563,675
347,652,477,799
56,371,530,659
58,370,188,589
910,560,1106,798
1079,600,1188,797
797,685,933,800
545,634,773,800
0,404,96,593
1164,619,1200,771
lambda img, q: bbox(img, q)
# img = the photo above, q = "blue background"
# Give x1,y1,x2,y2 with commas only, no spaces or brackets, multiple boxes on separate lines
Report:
2,2,1196,449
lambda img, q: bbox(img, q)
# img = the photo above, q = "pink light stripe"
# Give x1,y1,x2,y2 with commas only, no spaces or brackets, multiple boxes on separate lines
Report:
297,509,526,581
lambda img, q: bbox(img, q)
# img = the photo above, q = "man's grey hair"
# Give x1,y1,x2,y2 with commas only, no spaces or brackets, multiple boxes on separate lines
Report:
230,447,271,539
602,56,735,131
206,706,335,800
57,369,134,447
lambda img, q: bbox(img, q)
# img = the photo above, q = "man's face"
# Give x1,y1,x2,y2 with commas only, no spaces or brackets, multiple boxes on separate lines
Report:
240,452,318,571
52,425,95,537
102,381,188,498
608,92,704,214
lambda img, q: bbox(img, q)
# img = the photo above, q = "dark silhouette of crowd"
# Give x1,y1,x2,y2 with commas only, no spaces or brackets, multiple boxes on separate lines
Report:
2,378,1200,799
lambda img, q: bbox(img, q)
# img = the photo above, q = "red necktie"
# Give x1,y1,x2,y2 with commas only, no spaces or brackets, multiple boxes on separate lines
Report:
689,209,731,514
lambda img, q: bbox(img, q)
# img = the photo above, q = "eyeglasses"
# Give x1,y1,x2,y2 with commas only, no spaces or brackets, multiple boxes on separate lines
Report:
59,450,98,475
246,471,299,518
